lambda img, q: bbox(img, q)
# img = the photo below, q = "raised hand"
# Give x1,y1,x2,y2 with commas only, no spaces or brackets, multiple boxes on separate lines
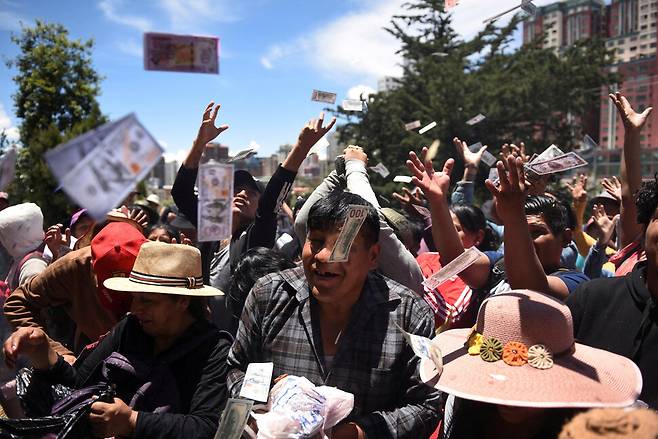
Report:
296,112,337,153
406,147,454,204
609,92,653,131
129,208,149,230
196,101,229,146
172,232,193,246
565,174,588,209
343,145,368,164
44,224,71,260
590,204,618,248
485,156,527,224
453,137,487,169
601,176,622,202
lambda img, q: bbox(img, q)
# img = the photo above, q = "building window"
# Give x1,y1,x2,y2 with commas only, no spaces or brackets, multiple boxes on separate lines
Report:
652,43,657,47
641,44,648,49
618,48,625,53
631,46,637,51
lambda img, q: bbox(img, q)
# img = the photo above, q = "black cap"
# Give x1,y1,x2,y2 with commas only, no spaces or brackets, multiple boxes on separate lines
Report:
234,169,264,194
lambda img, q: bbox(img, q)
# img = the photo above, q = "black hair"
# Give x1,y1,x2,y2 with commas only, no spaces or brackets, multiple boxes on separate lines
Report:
451,205,500,252
227,247,296,332
635,174,658,227
524,195,569,235
148,223,179,243
165,295,208,321
307,190,380,247
444,397,575,439
292,196,307,219
159,205,178,225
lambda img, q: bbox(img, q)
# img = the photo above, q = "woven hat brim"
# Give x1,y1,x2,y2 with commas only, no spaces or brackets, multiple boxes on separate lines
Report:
420,328,642,409
104,277,224,297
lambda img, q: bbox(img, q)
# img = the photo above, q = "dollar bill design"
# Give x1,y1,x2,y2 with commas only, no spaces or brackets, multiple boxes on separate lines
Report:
341,99,364,112
526,151,588,176
423,247,484,291
328,205,369,263
418,121,437,135
57,114,163,220
393,175,413,183
369,162,390,178
394,323,443,375
531,144,564,164
227,148,257,163
239,362,274,403
214,398,253,439
581,134,597,151
404,120,422,130
466,113,486,125
144,32,219,74
198,162,233,242
487,167,499,185
311,89,337,104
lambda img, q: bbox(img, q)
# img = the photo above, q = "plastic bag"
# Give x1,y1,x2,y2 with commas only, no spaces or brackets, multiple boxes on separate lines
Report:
15,367,72,416
254,376,354,439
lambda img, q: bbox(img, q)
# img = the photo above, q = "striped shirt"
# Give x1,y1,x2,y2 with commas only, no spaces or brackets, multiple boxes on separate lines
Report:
227,267,441,438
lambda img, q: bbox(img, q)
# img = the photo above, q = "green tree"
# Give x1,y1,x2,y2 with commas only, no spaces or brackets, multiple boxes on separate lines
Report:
6,20,106,225
336,0,617,202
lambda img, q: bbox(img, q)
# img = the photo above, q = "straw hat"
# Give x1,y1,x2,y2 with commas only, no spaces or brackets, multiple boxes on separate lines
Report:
104,241,224,296
420,290,642,408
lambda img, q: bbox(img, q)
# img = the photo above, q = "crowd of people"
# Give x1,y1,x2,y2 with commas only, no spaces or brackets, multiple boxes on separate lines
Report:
0,91,656,438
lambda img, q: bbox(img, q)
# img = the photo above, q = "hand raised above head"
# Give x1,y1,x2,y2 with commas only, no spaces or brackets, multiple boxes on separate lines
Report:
406,147,454,204
485,155,527,224
609,92,653,131
196,101,229,147
453,137,487,169
295,112,337,154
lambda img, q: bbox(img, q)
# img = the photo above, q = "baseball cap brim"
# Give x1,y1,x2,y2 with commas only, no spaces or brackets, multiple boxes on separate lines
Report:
419,329,642,409
234,170,264,194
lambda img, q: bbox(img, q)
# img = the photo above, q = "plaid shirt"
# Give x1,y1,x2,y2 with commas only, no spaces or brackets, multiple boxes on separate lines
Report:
227,267,440,438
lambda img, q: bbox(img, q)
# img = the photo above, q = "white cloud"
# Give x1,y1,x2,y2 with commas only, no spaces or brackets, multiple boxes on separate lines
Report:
157,0,241,33
98,0,152,32
117,39,143,57
0,10,28,31
246,140,261,151
0,103,19,142
261,0,557,84
346,84,376,100
162,149,188,164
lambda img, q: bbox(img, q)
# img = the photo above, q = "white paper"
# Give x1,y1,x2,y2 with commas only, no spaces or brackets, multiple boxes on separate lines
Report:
404,120,421,131
311,89,337,104
197,162,233,242
418,121,437,135
328,205,369,263
0,148,17,191
466,114,486,125
393,175,413,183
369,162,390,178
423,247,484,291
239,362,274,403
341,99,363,112
395,323,443,374
227,148,257,163
144,32,219,74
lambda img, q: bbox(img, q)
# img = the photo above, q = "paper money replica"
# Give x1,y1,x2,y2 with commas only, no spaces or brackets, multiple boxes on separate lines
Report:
239,362,274,403
311,89,337,104
395,323,443,375
581,134,598,151
342,99,364,112
393,175,413,184
197,162,233,242
0,148,17,191
427,139,441,161
214,398,254,439
227,148,257,163
404,120,422,131
328,205,369,263
423,247,484,291
466,114,486,126
526,151,588,176
444,0,459,10
468,142,496,167
488,167,499,185
419,121,437,135
144,32,219,74
484,0,537,24
53,114,163,220
369,162,390,178
531,144,564,164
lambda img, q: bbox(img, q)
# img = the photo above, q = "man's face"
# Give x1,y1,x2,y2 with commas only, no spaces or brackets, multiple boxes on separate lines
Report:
130,292,188,337
72,216,95,239
302,226,379,305
644,206,658,272
232,184,260,225
527,214,568,271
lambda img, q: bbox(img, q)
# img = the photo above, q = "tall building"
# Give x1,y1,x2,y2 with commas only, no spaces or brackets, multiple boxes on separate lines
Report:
523,0,606,50
524,0,658,177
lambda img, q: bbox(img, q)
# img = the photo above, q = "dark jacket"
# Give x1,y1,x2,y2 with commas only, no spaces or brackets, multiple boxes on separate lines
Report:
566,262,658,407
40,315,232,439
171,164,295,290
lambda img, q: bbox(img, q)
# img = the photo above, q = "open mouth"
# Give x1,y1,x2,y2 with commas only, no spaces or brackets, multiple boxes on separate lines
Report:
314,268,339,279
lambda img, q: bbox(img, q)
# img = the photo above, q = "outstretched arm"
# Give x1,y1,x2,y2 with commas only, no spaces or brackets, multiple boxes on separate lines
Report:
609,92,652,247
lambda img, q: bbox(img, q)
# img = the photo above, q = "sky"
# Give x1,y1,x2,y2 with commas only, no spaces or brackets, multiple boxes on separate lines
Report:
0,0,558,162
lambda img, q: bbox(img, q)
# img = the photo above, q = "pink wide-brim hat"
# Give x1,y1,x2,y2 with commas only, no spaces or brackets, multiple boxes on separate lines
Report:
420,290,642,409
